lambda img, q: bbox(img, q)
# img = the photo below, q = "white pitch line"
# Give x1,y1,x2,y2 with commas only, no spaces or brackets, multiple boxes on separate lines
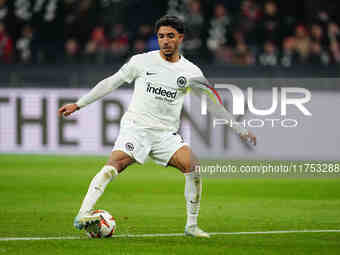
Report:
1,229,340,241
0,237,82,241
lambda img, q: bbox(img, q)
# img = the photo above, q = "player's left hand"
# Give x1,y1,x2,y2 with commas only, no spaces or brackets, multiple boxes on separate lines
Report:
240,132,257,146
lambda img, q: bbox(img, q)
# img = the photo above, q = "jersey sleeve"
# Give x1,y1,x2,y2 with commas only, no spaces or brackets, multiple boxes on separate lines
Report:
118,55,140,83
75,54,142,108
75,72,126,108
189,76,249,136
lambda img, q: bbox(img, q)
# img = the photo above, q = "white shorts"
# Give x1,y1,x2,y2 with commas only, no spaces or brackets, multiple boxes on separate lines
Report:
112,124,188,166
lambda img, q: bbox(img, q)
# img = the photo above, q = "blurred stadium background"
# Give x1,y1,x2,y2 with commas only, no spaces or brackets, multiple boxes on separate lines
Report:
1,1,340,254
0,0,340,85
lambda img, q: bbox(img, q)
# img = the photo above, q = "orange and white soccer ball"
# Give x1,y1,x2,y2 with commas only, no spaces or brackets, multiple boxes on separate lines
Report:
85,210,116,238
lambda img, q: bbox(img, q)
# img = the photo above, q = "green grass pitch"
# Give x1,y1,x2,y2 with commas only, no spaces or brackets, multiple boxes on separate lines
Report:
0,154,340,254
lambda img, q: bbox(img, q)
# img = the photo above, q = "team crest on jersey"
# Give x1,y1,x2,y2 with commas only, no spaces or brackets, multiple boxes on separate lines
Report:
177,76,187,88
125,142,134,151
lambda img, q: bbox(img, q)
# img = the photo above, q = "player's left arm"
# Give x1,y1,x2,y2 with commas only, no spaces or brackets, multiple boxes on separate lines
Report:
189,76,256,146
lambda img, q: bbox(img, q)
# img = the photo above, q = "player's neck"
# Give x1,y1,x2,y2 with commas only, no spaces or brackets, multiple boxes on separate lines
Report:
159,51,181,63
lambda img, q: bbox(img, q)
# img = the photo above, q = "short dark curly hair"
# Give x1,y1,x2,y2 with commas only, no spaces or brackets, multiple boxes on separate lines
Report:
154,15,185,34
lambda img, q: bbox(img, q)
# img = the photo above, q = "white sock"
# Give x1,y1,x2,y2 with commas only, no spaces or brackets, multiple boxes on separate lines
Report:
184,171,202,228
78,165,118,216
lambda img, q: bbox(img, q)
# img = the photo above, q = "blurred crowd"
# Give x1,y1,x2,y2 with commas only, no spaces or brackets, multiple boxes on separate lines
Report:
1,0,340,67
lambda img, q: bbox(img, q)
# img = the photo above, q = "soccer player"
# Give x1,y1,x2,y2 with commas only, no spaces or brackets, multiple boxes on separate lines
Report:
58,15,256,238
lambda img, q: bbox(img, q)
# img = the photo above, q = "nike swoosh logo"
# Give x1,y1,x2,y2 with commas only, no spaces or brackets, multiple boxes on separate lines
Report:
146,72,157,75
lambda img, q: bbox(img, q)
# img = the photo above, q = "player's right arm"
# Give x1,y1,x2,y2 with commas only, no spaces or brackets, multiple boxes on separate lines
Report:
58,55,139,117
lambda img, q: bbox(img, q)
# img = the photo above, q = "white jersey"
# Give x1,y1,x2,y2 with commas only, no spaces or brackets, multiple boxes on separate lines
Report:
76,50,248,136
119,50,203,132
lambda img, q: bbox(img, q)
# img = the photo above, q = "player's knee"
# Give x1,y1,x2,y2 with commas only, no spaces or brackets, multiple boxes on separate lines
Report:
108,161,124,173
107,151,134,173
184,161,200,174
101,165,118,180
180,160,195,173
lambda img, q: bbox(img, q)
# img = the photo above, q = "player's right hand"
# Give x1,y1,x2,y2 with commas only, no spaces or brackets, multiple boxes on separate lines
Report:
58,103,79,117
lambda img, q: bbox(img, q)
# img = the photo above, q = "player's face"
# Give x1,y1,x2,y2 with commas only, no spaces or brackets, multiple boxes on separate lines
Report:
157,26,184,58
